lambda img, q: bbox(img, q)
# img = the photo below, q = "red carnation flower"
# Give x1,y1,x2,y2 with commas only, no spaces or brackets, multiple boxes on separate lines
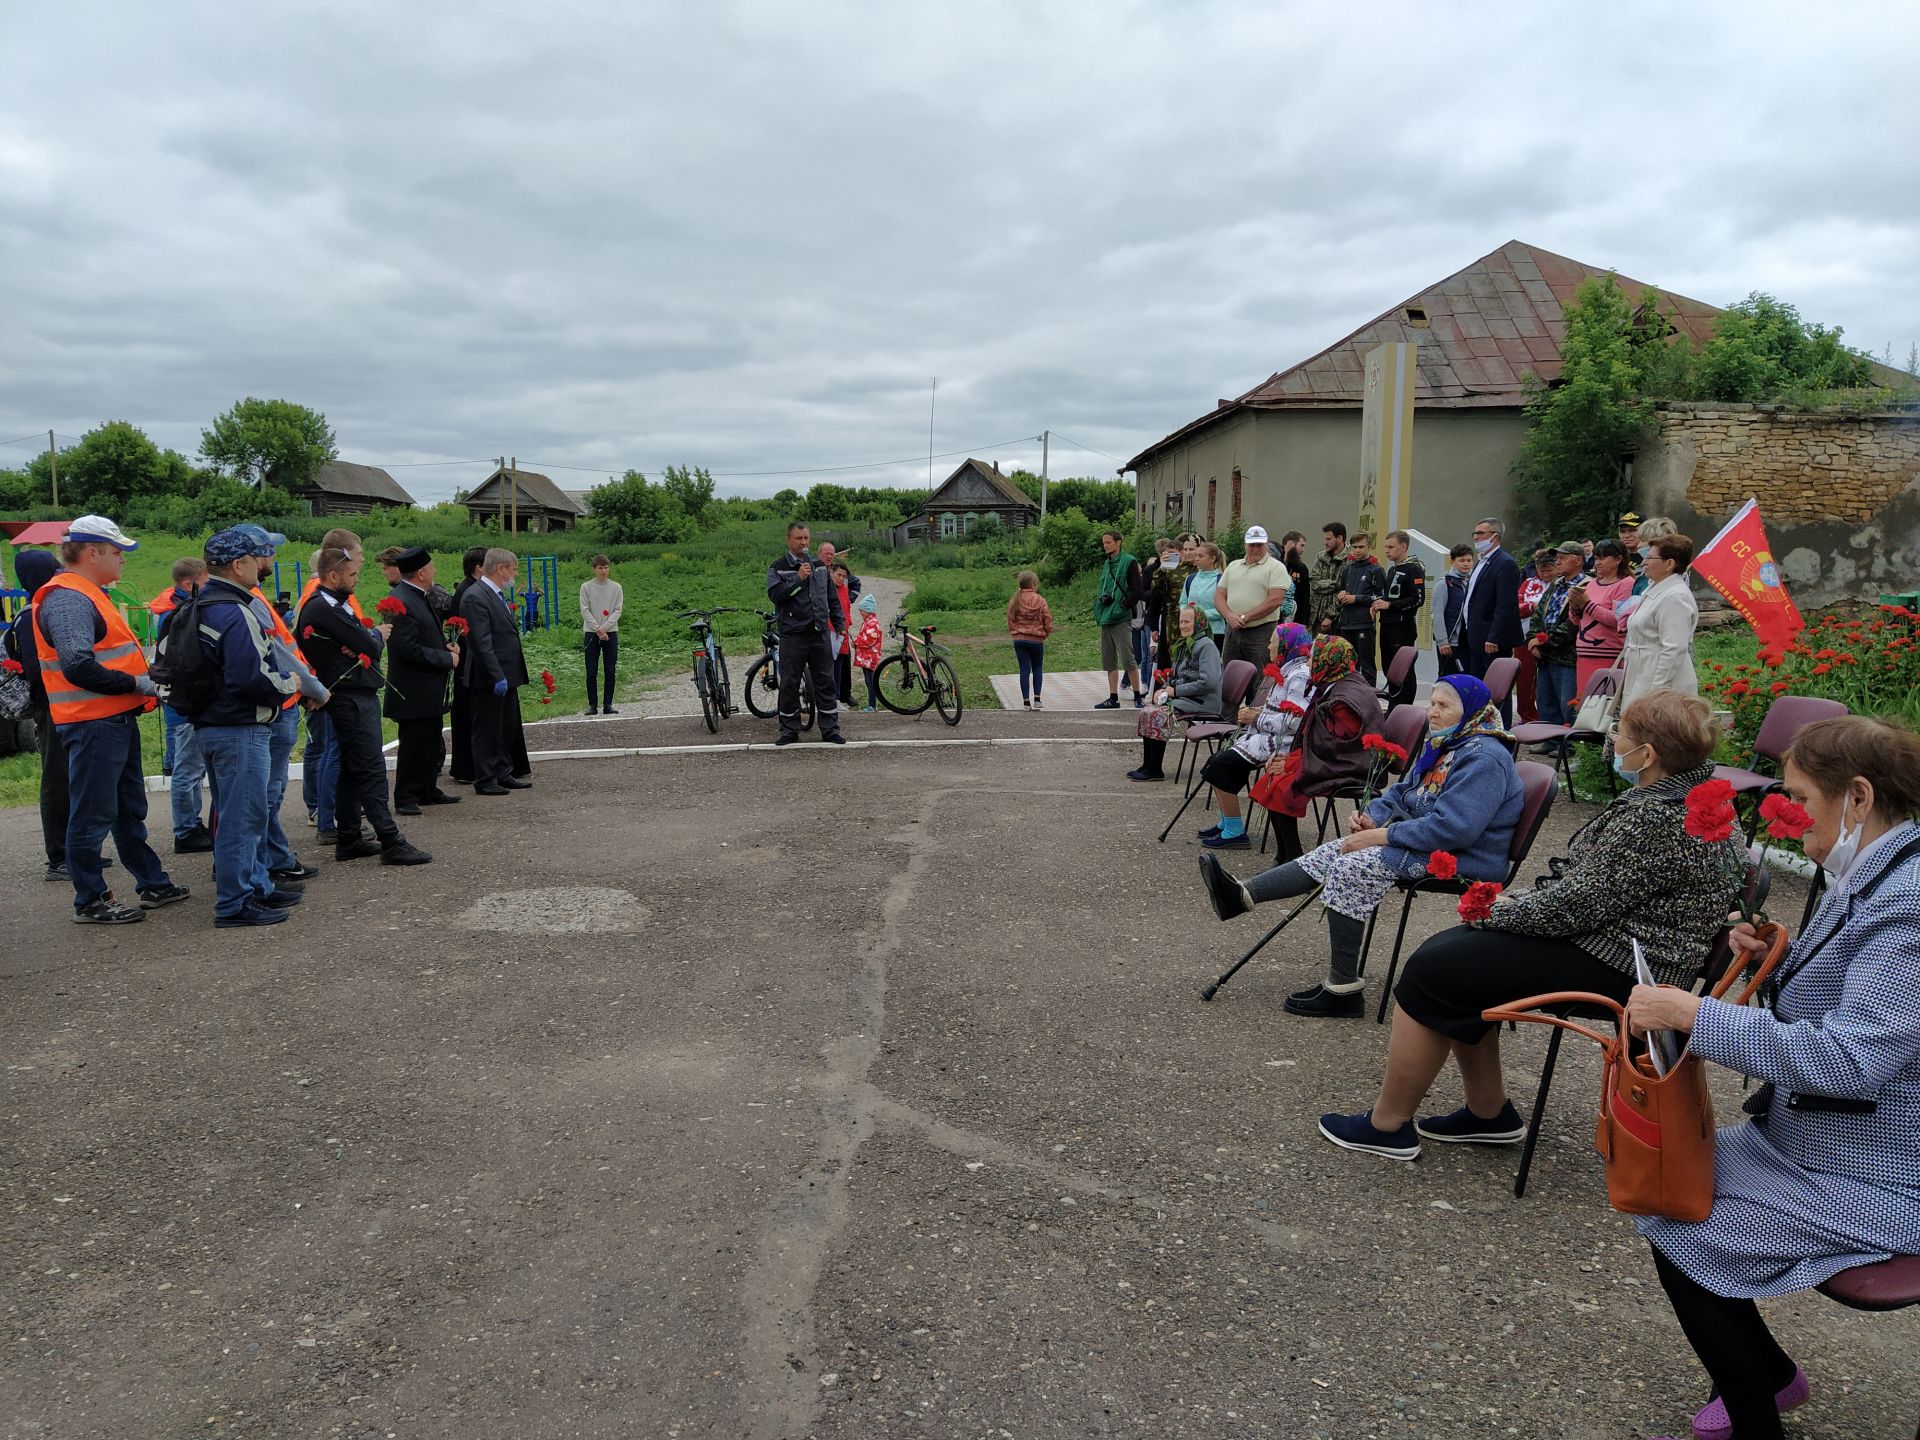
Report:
0,658,22,674
1758,793,1814,840
376,595,406,617
1426,850,1458,881
300,625,315,639
602,609,610,617
1683,779,1738,844
1361,734,1409,764
357,654,373,670
1457,880,1503,924
1277,700,1306,717
1263,662,1284,683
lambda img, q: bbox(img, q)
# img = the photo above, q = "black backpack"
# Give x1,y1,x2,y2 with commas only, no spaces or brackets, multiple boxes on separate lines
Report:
150,590,221,716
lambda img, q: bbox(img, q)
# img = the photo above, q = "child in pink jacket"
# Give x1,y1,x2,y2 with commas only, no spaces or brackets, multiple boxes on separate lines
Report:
1006,569,1055,709
852,592,885,711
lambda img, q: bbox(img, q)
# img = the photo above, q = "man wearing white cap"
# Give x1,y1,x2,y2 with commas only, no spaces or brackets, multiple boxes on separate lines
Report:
1216,525,1292,669
31,516,190,924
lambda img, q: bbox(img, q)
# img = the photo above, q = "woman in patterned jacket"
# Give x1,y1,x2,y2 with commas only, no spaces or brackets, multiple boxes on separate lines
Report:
1628,715,1920,1440
1190,624,1316,854
1316,689,1744,1162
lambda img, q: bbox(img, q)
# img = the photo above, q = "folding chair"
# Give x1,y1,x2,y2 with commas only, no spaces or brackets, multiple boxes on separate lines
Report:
1712,695,1848,837
1368,759,1559,1023
1483,655,1521,711
1381,643,1418,698
1819,1256,1920,1440
1156,659,1258,844
1511,864,1773,1199
1267,703,1424,854
1513,666,1622,799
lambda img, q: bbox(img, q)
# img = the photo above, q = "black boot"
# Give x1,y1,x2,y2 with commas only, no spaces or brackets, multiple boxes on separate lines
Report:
1198,851,1251,920
1284,912,1369,1018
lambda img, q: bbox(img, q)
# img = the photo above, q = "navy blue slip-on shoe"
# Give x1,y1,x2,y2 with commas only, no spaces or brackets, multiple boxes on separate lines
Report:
1318,1110,1421,1161
1415,1101,1528,1145
1197,823,1222,840
1200,831,1250,850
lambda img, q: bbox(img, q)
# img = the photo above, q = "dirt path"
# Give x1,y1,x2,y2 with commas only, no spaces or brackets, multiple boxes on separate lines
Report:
615,574,912,720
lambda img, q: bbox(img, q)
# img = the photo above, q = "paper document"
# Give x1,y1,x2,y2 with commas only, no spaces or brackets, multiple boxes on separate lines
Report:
1633,939,1683,1076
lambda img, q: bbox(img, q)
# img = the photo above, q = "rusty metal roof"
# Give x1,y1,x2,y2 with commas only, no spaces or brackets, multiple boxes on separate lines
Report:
1125,240,1724,470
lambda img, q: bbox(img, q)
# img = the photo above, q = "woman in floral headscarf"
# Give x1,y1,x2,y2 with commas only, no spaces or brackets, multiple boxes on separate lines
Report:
1199,673,1523,1017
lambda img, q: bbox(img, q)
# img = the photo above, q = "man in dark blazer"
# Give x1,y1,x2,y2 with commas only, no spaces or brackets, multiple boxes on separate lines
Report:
446,546,487,785
384,546,461,815
1463,515,1524,719
458,547,532,795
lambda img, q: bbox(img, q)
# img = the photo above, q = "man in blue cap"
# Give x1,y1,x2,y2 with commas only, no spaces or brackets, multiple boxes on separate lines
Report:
187,526,303,927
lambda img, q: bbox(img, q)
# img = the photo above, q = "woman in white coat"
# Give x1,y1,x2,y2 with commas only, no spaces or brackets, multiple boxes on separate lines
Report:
1619,533,1700,713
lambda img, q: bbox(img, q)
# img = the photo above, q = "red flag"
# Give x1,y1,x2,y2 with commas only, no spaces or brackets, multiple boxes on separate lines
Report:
1692,498,1804,651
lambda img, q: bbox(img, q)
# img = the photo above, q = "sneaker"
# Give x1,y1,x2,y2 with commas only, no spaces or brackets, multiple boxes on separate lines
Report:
269,863,319,882
173,825,214,855
1125,767,1164,782
1134,694,1146,709
1197,851,1252,920
603,706,620,715
317,828,338,844
74,898,144,925
860,705,876,713
137,883,192,911
380,840,432,866
1692,1367,1809,1440
774,732,799,746
44,861,69,883
335,839,383,861
1201,830,1250,850
306,809,318,828
1093,697,1120,710
1318,1110,1421,1162
1197,823,1222,840
586,707,599,716
1021,699,1030,709
255,888,303,909
823,732,847,745
1284,984,1365,1019
1032,697,1042,709
214,902,288,928
1415,1102,1529,1146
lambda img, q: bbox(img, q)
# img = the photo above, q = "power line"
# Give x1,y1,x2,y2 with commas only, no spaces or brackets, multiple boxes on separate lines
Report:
1045,431,1125,464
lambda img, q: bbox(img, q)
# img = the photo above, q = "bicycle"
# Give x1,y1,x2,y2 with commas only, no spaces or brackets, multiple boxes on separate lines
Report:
677,607,750,734
740,610,815,731
872,613,963,726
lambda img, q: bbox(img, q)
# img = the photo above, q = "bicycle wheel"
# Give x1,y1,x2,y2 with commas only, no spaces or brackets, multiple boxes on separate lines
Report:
872,654,932,715
713,645,733,716
742,654,778,718
931,657,963,726
694,656,720,734
798,667,816,732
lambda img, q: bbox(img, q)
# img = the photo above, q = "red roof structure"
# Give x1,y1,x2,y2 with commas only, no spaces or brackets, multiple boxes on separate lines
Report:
5,520,71,546
1126,240,1723,468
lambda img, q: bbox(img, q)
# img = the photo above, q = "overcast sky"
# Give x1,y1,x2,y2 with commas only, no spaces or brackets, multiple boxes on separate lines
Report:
3,1,1917,504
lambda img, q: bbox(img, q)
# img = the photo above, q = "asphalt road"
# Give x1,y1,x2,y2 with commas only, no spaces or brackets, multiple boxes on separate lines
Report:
3,715,1914,1439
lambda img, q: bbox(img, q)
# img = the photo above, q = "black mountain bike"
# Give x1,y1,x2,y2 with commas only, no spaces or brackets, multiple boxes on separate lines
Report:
741,610,815,731
873,613,962,725
678,607,749,733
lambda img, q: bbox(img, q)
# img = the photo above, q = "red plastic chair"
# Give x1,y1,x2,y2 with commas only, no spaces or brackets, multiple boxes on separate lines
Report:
1713,695,1848,834
1483,655,1521,709
1367,759,1558,1024
1157,659,1259,844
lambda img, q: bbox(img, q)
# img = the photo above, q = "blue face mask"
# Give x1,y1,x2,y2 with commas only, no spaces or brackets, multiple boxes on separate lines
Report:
1612,740,1647,784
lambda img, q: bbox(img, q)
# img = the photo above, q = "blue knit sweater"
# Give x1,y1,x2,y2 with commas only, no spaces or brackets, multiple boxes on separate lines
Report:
1362,733,1523,881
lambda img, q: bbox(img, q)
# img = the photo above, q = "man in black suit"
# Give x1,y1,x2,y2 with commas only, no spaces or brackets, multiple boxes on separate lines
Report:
384,546,461,815
446,545,487,785
1463,515,1524,720
458,547,532,795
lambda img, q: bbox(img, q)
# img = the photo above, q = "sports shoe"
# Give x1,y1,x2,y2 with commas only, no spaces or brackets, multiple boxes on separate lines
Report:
1692,1368,1809,1440
214,902,288,928
173,825,214,855
1416,1101,1528,1146
1093,697,1120,710
1201,830,1250,850
269,863,319,882
1197,823,1222,840
1125,767,1164,782
1021,699,1030,709
335,839,383,861
45,861,69,883
823,732,847,745
1031,697,1042,709
380,840,432,866
255,888,303,909
74,898,144,925
317,828,339,843
1197,851,1251,920
1134,694,1146,709
306,809,318,827
1284,984,1365,1019
1318,1110,1421,1161
137,883,192,911
774,732,799,746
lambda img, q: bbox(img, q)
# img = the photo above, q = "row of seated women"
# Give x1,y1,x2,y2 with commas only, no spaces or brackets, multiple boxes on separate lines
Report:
1149,615,1919,1440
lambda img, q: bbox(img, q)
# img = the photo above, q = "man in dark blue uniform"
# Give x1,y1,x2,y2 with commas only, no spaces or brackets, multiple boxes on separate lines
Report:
765,522,845,746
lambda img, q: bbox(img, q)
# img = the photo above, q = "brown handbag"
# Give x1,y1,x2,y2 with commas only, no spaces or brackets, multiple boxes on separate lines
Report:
1482,923,1790,1222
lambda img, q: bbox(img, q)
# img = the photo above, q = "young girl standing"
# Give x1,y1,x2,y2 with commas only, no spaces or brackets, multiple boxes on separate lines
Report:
1005,570,1054,709
851,592,885,712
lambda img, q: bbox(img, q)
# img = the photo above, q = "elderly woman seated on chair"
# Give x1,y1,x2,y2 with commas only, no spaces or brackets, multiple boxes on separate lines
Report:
1316,688,1743,1161
1623,715,1920,1440
1128,604,1222,781
1197,674,1523,1018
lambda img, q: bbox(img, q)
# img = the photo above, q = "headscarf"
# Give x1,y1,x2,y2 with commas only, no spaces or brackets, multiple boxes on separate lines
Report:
1272,622,1313,667
1408,674,1509,793
14,548,59,597
1308,634,1356,685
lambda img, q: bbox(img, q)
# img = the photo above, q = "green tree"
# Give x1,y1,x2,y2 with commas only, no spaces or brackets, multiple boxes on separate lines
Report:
1043,477,1133,525
1512,274,1656,538
588,469,689,544
200,397,337,489
28,422,198,512
800,482,850,523
0,466,44,510
659,464,716,522
192,477,301,529
1695,292,1876,402
770,487,801,514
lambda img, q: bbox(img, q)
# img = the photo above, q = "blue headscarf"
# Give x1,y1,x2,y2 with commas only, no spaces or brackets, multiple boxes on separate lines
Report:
1408,673,1500,790
1272,622,1313,666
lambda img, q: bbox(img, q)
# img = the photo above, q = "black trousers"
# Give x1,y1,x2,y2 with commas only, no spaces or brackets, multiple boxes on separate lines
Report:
1339,624,1378,684
1436,646,1463,678
330,691,399,844
777,627,839,738
1380,624,1418,708
393,716,447,804
1651,1246,1794,1440
36,704,68,865
834,647,853,706
584,632,618,710
470,683,529,784
448,683,474,783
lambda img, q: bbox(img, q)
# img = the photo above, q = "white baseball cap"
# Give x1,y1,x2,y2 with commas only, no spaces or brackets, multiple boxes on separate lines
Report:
64,515,139,551
1243,525,1270,544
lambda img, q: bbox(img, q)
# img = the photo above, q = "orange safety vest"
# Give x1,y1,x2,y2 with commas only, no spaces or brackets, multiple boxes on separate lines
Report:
31,572,151,724
252,586,304,711
149,585,179,615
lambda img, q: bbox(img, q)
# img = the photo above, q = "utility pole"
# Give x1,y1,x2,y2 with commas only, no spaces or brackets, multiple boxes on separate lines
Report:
927,378,936,493
497,455,506,532
509,455,519,535
48,430,59,508
1040,430,1049,519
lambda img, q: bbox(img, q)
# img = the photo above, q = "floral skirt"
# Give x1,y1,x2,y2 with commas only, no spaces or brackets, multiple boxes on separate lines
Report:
1297,841,1398,921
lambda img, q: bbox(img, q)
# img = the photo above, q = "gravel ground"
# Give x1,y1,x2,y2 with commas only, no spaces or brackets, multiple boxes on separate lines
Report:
2,733,1913,1439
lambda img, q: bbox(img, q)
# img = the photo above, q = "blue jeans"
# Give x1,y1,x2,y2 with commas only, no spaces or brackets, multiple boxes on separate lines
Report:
264,704,301,871
302,709,338,829
60,710,170,910
1131,623,1153,677
164,704,207,837
1537,660,1579,744
199,724,272,919
1013,639,1045,700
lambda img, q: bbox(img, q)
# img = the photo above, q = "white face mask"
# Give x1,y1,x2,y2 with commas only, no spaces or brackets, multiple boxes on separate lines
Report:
1821,794,1867,883
1473,537,1494,557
